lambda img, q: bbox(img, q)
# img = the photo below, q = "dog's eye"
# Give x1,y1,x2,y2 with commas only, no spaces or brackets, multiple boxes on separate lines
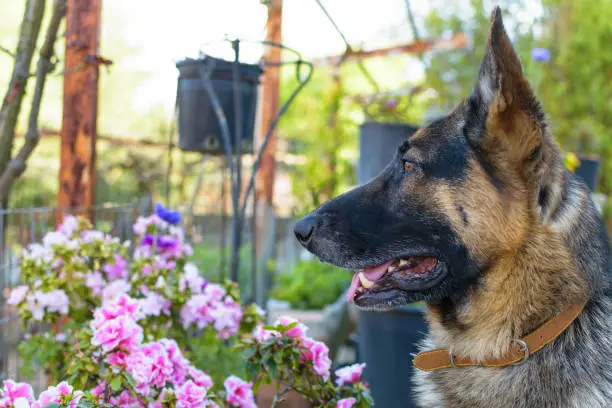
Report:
403,160,415,173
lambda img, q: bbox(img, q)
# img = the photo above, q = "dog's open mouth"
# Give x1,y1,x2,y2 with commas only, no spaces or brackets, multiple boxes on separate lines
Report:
347,256,439,302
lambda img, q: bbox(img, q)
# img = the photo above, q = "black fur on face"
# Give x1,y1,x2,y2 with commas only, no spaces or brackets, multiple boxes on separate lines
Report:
294,115,482,310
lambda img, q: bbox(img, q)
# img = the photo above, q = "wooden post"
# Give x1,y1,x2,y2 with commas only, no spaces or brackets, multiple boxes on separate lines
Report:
254,0,282,304
58,0,101,223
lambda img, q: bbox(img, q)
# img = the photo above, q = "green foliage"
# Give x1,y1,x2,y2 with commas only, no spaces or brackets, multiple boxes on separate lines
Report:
280,70,358,216
270,259,351,310
240,321,373,407
187,329,246,386
190,242,261,303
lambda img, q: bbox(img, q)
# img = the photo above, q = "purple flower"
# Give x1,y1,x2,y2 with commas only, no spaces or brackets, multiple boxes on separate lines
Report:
531,48,550,62
141,234,155,246
155,203,182,225
384,99,398,110
158,235,179,250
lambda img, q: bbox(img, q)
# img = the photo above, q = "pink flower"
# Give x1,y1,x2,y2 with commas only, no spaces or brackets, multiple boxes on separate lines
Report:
36,381,73,407
141,342,174,388
109,390,141,407
188,366,213,389
336,397,357,408
210,300,243,339
252,324,279,343
275,316,308,339
107,350,129,367
7,286,28,306
175,380,208,408
85,271,106,296
0,380,34,407
301,338,331,380
159,339,190,385
91,295,140,329
91,315,143,353
102,254,128,280
124,350,153,396
224,376,256,408
335,363,366,386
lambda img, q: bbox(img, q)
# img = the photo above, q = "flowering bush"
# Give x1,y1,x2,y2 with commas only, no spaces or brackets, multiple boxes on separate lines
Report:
3,204,372,407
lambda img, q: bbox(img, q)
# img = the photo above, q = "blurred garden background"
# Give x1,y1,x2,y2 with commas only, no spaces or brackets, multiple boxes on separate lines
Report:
0,0,610,406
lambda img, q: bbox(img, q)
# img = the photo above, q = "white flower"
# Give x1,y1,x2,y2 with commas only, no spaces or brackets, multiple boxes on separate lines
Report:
43,231,69,248
133,216,150,236
43,290,70,315
7,285,28,306
155,276,166,289
102,279,131,304
23,243,53,264
13,397,31,408
58,215,79,236
26,291,45,321
179,263,205,294
81,230,104,243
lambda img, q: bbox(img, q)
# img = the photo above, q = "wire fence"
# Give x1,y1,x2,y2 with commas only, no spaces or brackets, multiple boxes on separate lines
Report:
0,199,301,390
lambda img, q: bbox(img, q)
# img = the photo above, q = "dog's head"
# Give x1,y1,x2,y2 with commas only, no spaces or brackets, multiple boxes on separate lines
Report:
294,8,568,311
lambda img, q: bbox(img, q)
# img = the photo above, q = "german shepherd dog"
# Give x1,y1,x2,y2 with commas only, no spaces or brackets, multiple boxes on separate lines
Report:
294,7,612,408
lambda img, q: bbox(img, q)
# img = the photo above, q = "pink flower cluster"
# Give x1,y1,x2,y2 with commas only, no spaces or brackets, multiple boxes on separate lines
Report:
224,376,256,408
253,316,332,380
0,380,81,408
335,363,366,387
180,283,243,339
84,294,256,407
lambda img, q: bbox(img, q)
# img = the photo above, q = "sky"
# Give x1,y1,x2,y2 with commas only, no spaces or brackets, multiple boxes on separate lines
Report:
103,0,447,114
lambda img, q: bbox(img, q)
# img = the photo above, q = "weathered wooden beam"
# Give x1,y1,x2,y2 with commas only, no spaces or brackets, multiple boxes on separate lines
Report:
256,0,283,206
58,0,102,222
254,0,282,305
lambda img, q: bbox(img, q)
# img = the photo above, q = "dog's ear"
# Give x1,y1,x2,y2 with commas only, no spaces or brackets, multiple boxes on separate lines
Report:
466,7,546,162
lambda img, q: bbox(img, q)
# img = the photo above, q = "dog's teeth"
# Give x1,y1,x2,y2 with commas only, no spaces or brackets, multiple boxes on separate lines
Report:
387,266,395,273
358,272,374,289
399,259,408,266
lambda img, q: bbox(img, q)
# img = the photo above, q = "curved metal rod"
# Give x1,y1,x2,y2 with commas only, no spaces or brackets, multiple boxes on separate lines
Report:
197,63,240,220
239,59,314,219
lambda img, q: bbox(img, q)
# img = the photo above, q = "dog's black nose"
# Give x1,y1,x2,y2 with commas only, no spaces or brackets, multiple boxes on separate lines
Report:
294,214,316,245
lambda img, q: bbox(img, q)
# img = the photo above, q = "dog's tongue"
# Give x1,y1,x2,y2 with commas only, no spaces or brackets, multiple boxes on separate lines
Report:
346,260,393,302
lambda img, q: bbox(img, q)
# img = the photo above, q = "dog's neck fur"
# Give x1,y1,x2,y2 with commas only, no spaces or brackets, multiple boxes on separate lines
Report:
426,173,597,362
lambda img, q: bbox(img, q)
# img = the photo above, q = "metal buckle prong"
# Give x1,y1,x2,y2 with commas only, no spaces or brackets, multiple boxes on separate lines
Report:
511,339,530,366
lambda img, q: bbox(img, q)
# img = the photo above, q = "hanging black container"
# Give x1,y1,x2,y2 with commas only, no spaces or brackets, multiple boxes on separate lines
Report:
573,154,601,191
357,121,425,408
176,56,263,154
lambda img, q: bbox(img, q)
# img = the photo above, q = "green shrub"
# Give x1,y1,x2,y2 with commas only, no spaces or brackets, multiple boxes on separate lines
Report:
270,259,351,310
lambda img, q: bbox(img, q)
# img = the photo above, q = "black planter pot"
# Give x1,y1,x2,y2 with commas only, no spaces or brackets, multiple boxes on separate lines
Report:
176,56,263,154
357,122,426,408
573,154,601,191
358,305,427,408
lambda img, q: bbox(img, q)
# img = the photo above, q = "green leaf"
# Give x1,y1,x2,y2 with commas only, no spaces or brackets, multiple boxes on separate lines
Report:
110,376,123,392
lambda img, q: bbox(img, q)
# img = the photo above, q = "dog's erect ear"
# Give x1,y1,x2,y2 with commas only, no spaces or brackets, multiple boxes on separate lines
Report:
466,7,546,161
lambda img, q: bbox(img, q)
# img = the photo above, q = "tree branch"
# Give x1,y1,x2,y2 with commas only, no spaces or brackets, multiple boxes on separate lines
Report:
0,44,15,59
0,0,67,203
0,0,47,207
271,385,292,408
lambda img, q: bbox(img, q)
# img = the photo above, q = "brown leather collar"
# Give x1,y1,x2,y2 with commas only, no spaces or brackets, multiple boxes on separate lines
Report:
413,301,587,371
